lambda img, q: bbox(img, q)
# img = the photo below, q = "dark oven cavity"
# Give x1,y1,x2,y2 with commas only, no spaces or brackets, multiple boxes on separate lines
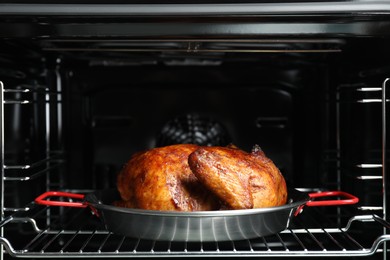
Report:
1,4,390,259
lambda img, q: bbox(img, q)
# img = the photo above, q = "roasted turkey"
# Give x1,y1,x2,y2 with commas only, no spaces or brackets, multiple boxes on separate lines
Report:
116,144,220,211
188,144,287,209
116,144,287,211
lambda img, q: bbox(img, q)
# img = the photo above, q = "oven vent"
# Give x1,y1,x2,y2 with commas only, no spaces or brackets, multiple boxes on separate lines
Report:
157,113,231,147
41,39,343,54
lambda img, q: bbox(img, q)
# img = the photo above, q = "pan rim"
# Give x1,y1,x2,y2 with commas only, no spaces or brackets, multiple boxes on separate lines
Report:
86,188,309,217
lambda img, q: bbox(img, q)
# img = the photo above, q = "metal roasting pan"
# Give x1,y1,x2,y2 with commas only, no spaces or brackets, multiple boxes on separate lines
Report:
35,188,358,242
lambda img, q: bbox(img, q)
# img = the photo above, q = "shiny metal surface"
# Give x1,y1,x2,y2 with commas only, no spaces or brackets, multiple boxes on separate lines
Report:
1,2,390,38
381,78,389,256
1,207,390,257
100,205,295,242
0,2,390,16
85,189,307,242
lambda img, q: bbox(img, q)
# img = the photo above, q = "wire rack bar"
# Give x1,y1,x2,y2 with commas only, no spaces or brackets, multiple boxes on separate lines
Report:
4,155,63,170
0,204,388,258
4,161,64,181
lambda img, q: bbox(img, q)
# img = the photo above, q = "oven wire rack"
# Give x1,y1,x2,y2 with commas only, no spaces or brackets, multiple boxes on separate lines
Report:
1,76,390,259
0,203,389,258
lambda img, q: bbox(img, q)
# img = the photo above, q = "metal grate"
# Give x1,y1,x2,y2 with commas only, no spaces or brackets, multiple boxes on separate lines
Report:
0,203,389,258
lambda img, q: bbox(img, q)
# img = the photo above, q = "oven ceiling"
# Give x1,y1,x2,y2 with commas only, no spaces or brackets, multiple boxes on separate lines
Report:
0,1,390,38
0,0,390,14
0,0,390,6
0,0,381,3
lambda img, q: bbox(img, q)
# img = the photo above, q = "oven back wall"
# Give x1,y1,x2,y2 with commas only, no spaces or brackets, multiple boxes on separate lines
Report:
64,64,323,190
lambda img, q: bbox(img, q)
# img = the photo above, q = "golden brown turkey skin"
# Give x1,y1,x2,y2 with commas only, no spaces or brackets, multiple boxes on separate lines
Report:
188,145,288,209
116,144,220,211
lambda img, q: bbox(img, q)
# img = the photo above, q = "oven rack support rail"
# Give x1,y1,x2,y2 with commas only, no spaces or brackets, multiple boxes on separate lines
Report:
0,209,389,258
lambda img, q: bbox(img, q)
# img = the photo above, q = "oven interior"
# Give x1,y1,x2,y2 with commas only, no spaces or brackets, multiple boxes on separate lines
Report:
1,16,390,259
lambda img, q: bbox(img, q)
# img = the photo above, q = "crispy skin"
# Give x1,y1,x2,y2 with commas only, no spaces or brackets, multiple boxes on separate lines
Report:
116,144,220,211
188,145,287,209
117,144,287,211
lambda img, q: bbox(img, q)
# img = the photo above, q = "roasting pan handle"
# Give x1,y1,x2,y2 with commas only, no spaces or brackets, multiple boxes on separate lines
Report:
35,191,87,208
306,191,359,206
294,191,359,216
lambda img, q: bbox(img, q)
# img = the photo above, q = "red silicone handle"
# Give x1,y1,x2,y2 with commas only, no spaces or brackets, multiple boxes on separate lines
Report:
35,191,87,208
306,191,359,207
